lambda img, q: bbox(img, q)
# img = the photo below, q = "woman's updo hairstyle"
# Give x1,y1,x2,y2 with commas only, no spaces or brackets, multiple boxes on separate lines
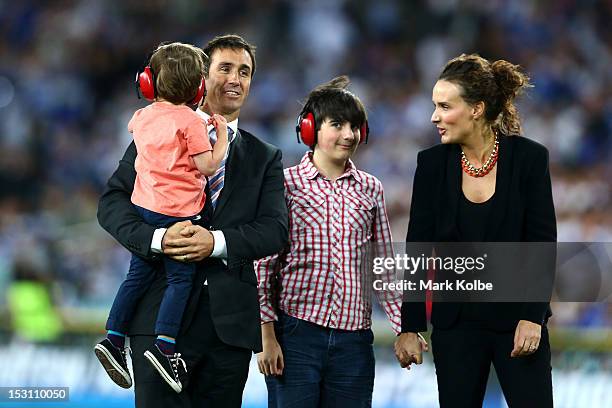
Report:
439,54,532,135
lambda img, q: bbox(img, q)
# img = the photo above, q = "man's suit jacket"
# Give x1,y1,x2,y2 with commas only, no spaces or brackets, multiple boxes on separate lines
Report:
97,128,288,352
401,135,556,333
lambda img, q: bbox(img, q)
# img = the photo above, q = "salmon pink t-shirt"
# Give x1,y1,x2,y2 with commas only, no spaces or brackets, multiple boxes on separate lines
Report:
128,102,212,217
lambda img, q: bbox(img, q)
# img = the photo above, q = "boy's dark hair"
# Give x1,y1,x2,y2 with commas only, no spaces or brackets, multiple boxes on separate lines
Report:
149,42,207,105
203,34,257,77
301,75,367,134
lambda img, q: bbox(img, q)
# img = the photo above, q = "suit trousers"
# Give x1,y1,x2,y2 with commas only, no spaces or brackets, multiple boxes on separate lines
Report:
130,288,252,408
431,324,553,408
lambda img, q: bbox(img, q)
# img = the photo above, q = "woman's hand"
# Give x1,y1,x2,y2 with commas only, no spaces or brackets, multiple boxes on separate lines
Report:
511,320,541,357
394,332,429,369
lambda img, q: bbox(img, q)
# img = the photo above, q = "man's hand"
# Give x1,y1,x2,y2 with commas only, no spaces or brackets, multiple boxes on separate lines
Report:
257,322,284,376
394,332,429,370
162,221,214,262
511,320,542,358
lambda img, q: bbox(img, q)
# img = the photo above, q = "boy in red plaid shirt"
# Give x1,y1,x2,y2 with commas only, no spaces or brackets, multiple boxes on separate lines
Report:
255,76,409,407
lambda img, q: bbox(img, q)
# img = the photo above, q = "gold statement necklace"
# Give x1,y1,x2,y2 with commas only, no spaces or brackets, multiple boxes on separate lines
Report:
461,133,499,178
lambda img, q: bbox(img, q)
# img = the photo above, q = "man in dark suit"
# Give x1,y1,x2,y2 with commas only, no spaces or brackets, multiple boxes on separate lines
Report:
97,34,288,408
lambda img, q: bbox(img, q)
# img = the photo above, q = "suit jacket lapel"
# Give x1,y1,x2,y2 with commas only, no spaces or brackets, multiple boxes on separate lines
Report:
440,144,461,241
212,130,246,217
484,135,512,241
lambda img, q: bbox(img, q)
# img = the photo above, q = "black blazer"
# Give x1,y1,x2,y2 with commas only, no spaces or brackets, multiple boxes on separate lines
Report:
401,135,556,333
97,129,289,352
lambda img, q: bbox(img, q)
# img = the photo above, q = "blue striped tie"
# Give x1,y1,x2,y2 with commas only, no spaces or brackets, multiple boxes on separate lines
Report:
208,127,233,210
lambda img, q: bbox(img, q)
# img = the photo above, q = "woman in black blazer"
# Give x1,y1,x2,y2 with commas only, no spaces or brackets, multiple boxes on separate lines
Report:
395,54,556,407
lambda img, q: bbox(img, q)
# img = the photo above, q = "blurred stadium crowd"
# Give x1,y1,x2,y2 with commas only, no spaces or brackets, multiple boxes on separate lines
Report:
0,0,610,339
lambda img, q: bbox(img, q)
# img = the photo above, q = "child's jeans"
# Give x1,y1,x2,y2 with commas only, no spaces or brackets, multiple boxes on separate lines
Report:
106,205,200,338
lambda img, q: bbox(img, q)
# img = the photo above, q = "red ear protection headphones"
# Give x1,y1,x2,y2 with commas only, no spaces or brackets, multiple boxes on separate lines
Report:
135,66,206,106
295,110,369,147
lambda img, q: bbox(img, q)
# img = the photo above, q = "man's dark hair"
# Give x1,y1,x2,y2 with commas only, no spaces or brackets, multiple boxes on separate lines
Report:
302,75,367,134
203,34,257,77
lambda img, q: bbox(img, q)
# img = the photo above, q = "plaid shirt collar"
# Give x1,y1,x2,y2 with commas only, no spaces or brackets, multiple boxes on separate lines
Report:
298,152,362,184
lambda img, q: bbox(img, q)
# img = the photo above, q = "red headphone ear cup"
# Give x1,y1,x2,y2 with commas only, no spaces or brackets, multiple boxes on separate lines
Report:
190,77,206,105
299,112,316,147
138,66,155,101
360,120,369,144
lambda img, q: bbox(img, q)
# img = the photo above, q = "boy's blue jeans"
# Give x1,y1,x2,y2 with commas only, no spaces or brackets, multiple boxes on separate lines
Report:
265,312,375,408
106,205,199,338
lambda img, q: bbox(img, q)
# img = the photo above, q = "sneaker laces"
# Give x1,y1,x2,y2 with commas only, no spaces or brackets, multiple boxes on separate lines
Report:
168,353,187,379
120,346,131,365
